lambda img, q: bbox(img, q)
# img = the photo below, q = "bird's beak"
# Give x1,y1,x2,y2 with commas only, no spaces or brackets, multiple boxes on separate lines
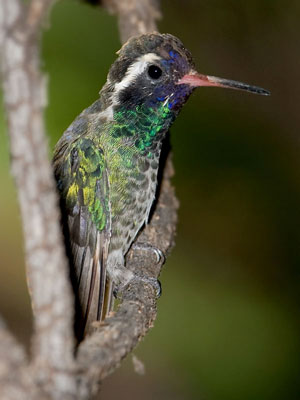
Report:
177,71,270,96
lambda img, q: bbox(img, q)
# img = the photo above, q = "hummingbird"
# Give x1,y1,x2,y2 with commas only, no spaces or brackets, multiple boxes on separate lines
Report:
53,33,269,335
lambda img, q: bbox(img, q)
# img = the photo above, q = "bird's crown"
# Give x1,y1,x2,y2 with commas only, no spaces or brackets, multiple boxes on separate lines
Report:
110,33,194,83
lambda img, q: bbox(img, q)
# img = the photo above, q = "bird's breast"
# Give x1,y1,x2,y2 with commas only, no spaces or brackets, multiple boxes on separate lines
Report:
107,149,160,254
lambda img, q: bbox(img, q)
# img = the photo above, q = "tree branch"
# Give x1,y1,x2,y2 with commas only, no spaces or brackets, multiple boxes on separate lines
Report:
102,0,161,43
0,0,76,397
0,316,31,400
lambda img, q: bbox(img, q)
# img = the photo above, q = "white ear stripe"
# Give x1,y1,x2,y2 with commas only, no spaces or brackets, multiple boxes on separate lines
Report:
113,53,161,96
97,53,161,123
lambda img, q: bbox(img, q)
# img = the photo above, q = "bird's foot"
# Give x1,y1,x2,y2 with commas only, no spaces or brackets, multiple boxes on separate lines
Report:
131,242,165,264
133,275,162,297
113,275,162,298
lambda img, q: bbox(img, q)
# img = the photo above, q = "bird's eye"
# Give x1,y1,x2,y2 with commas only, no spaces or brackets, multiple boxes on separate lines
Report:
148,65,162,79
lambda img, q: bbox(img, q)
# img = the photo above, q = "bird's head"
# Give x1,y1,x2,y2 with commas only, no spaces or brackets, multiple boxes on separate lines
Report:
101,32,269,117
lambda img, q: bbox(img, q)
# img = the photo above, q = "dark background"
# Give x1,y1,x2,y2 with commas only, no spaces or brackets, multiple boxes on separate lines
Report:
1,1,299,399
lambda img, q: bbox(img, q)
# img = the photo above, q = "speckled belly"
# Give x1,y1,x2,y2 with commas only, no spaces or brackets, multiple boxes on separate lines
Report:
108,161,159,255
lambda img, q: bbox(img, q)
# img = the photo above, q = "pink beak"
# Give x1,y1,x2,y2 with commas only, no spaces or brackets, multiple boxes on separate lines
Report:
177,71,270,96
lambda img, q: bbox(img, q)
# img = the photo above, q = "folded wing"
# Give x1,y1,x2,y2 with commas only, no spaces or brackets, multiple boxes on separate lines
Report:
54,136,111,337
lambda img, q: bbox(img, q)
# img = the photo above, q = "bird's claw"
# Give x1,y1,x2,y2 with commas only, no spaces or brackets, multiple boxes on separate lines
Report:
131,242,165,264
113,276,162,298
136,276,162,297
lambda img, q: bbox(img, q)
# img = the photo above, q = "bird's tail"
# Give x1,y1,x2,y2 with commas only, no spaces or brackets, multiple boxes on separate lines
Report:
72,230,113,339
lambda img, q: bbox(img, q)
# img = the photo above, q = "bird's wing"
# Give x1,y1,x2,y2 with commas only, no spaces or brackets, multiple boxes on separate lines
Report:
54,136,111,337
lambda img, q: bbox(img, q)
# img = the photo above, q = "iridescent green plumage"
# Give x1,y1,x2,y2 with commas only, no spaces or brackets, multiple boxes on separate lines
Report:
59,102,173,223
111,103,172,152
64,139,108,230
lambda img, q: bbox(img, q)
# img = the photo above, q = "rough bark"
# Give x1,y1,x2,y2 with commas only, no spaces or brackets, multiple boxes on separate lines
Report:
0,0,178,398
0,0,76,398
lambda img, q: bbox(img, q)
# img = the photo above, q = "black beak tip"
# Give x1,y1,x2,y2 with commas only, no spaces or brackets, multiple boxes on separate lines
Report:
238,83,271,96
259,88,271,96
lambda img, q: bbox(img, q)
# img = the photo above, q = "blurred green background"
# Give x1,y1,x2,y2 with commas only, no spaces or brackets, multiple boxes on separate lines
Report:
1,0,300,399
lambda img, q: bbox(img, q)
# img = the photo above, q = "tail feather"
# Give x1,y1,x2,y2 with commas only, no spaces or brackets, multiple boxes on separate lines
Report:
73,230,112,336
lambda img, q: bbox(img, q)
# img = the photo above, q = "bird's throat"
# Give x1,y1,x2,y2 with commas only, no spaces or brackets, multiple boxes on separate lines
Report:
111,103,175,154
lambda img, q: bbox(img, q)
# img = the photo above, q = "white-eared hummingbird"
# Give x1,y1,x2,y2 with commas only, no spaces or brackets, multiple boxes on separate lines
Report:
53,33,269,335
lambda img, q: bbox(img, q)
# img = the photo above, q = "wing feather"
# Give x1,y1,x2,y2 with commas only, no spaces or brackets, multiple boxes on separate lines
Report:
54,135,111,337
